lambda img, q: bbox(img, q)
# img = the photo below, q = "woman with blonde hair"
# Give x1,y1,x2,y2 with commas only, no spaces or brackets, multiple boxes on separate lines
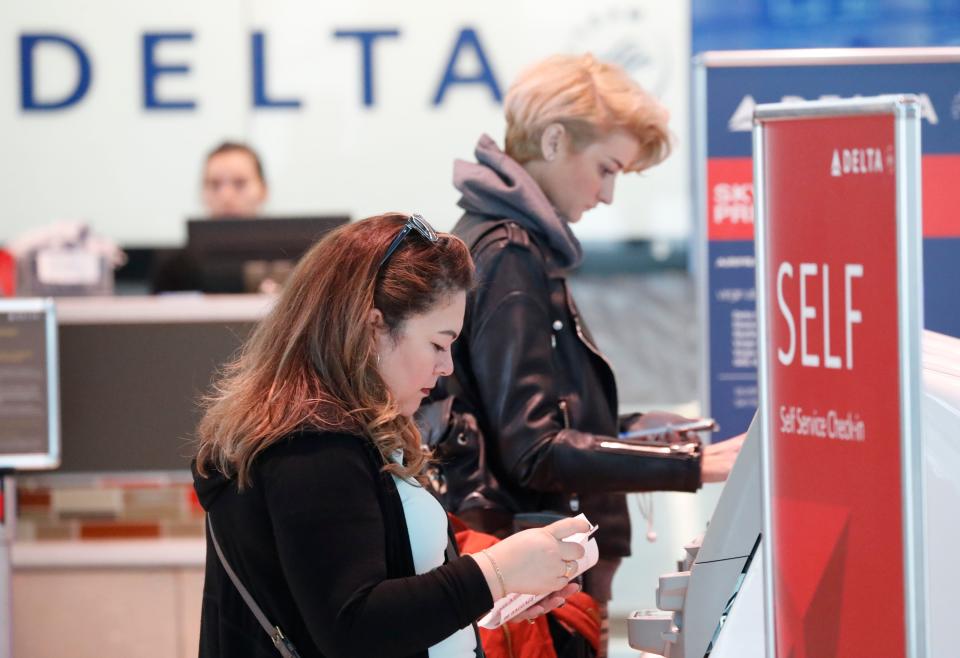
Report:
193,213,587,657
440,54,743,655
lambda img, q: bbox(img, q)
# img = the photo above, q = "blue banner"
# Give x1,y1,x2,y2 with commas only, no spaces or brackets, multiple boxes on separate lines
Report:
698,52,960,440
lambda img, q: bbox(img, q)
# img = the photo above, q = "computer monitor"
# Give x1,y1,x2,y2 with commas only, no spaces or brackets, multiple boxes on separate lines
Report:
185,215,349,293
54,300,262,472
0,298,60,471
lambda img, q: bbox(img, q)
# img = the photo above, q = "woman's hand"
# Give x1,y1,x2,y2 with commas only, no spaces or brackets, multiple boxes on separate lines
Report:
473,516,589,598
701,433,745,483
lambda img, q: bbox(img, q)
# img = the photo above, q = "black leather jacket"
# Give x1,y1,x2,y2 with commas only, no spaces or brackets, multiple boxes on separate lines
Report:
443,213,702,558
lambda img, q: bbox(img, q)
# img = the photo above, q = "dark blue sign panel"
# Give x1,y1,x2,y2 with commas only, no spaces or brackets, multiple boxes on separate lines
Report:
707,63,960,157
707,239,759,440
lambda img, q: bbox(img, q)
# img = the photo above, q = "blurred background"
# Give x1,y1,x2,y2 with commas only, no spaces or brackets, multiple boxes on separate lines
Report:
1,1,958,656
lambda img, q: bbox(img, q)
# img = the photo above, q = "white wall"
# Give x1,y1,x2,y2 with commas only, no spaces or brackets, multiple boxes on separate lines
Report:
0,1,690,246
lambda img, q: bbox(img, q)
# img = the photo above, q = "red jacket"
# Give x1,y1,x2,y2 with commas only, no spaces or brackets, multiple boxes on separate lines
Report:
451,514,601,658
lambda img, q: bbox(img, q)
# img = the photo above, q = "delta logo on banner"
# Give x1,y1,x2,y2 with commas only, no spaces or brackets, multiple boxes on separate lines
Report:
829,146,889,177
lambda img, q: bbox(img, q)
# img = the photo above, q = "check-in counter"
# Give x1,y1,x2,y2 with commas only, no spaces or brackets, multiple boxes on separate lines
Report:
9,294,274,658
628,330,960,657
53,294,274,473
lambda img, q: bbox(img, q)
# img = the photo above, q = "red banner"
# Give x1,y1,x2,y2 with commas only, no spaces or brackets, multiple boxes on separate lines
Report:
761,114,906,658
707,157,754,241
710,153,960,240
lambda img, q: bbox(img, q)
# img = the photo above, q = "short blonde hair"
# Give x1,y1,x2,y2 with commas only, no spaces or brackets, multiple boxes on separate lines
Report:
504,53,671,172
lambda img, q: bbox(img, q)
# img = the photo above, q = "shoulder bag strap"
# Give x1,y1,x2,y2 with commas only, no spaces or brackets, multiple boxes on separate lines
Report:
445,535,487,658
206,515,302,658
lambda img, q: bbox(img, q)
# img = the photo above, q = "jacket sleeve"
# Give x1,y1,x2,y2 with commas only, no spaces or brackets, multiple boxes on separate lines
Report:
259,435,492,658
468,243,701,494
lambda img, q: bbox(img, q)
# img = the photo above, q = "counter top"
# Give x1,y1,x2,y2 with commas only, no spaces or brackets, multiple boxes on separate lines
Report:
55,293,275,324
11,538,205,568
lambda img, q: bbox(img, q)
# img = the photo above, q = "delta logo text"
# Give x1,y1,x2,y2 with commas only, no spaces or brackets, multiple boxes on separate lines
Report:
830,147,885,177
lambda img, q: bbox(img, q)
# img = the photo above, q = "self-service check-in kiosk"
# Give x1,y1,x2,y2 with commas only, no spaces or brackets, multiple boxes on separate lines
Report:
627,330,960,657
629,95,959,658
626,412,762,658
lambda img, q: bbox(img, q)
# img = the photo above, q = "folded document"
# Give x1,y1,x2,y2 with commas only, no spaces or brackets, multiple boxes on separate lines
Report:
478,514,599,629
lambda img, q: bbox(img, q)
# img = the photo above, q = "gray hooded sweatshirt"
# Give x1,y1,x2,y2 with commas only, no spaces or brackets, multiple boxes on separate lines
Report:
453,133,583,272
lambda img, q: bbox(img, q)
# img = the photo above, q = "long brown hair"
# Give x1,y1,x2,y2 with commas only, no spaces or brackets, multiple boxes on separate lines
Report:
195,213,474,488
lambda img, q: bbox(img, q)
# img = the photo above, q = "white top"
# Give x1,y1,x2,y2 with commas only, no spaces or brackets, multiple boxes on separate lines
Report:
391,452,477,657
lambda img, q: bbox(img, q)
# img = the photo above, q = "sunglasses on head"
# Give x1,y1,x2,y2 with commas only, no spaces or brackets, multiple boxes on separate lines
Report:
377,214,439,271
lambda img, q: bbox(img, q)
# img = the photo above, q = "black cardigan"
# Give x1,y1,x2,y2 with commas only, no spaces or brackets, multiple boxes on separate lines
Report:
193,430,493,658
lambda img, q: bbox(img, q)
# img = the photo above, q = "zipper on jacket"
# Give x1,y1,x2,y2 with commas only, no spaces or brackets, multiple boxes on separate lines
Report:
557,398,580,512
595,439,701,459
558,398,571,429
563,282,617,377
551,319,562,349
572,315,615,374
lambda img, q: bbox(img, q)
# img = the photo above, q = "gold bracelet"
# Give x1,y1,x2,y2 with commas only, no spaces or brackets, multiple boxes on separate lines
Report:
481,549,506,599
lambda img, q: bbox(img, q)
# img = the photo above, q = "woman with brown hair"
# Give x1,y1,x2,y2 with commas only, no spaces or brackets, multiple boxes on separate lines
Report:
192,213,587,658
